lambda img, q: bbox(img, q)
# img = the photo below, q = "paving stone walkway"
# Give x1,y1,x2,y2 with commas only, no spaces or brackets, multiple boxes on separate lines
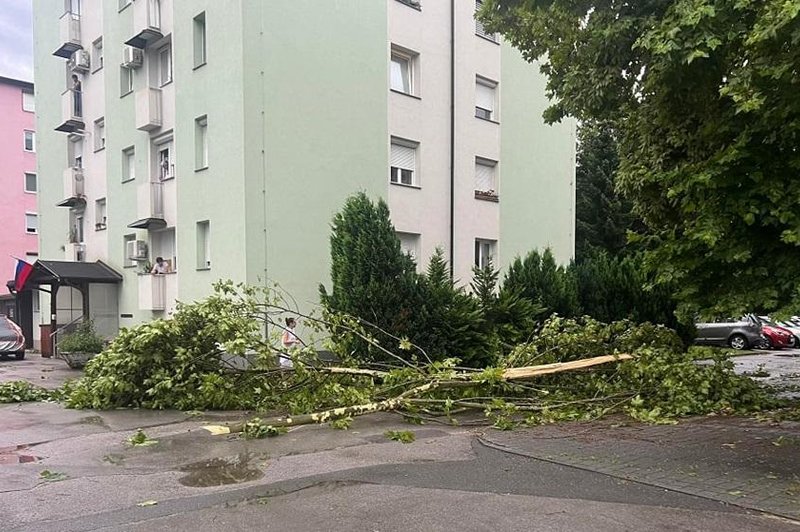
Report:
481,416,800,520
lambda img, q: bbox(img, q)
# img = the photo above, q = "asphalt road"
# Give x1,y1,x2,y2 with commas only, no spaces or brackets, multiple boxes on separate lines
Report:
1,403,796,532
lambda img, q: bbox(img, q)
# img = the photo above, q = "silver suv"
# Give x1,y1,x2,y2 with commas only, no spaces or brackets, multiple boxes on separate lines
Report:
694,315,765,350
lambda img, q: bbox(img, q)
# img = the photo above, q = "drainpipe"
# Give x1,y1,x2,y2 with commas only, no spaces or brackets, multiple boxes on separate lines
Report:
449,0,456,277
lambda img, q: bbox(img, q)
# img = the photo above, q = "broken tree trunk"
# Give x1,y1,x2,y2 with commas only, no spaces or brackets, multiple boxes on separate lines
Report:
202,353,634,435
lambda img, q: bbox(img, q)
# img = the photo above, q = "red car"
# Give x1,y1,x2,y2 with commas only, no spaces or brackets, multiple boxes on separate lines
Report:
758,316,794,349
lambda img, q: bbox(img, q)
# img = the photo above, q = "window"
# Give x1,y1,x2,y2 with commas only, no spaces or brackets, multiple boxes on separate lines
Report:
390,138,418,186
120,66,133,96
196,221,210,269
23,130,35,152
92,38,103,71
474,238,496,269
195,115,208,169
475,157,498,198
66,0,81,16
25,213,38,234
158,144,174,180
152,228,176,272
123,234,136,267
397,232,420,261
94,118,105,151
159,45,172,86
71,212,85,243
22,91,34,112
390,46,417,95
95,198,107,230
193,12,207,68
475,0,498,42
24,173,37,193
122,147,135,182
476,77,497,121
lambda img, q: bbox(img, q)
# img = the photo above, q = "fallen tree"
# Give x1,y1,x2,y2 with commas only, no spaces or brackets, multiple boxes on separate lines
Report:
63,282,775,430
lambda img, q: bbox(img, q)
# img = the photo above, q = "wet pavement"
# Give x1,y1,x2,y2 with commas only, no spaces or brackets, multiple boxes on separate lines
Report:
0,352,799,530
0,354,77,390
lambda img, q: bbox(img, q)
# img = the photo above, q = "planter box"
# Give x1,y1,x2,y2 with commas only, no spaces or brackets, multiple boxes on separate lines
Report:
60,351,97,369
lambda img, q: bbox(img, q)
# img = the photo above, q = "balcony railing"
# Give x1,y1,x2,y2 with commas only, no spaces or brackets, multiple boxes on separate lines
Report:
57,167,85,208
138,273,166,311
56,89,85,133
128,181,166,230
54,11,81,58
135,87,162,131
126,0,163,48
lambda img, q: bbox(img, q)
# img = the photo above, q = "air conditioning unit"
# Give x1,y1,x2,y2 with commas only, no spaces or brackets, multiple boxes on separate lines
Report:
121,46,143,69
126,239,148,261
68,50,90,72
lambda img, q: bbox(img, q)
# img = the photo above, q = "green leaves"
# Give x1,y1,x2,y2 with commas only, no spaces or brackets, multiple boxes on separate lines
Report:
484,0,800,316
0,381,52,403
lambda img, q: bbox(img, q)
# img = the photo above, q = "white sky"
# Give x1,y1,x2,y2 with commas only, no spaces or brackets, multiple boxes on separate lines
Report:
0,0,33,82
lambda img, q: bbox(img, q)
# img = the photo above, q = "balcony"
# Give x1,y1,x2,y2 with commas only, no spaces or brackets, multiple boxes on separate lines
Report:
138,272,176,312
126,0,163,49
56,167,85,208
128,181,166,230
55,89,85,133
54,10,81,58
135,87,162,131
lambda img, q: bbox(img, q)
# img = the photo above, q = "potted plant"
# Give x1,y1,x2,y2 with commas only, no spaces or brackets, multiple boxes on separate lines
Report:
58,320,104,369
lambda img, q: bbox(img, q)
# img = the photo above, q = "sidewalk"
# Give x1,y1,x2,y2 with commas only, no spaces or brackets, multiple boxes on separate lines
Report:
0,354,78,389
481,415,800,520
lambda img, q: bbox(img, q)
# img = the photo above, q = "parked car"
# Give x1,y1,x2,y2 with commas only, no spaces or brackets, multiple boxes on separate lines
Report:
758,316,794,349
694,315,766,350
770,319,800,347
0,314,25,360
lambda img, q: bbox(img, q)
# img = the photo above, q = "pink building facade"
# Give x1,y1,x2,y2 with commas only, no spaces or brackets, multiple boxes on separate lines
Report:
0,76,38,319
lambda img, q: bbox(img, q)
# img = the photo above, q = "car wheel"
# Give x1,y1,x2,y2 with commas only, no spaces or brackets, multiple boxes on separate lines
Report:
14,351,25,360
729,334,749,350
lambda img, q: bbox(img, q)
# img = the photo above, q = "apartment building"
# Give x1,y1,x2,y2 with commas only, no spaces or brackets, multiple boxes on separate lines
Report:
31,0,575,348
0,76,38,338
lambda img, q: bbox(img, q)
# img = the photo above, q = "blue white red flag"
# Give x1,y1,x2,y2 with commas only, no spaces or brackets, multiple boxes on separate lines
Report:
14,259,34,292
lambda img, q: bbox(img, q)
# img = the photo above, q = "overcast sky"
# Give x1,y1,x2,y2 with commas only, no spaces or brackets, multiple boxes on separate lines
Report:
0,0,33,82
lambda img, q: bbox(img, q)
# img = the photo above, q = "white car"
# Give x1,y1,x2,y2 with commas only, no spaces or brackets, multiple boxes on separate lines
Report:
0,314,25,360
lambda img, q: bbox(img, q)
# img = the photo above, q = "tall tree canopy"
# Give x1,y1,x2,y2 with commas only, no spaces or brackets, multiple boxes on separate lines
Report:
480,0,800,317
575,122,635,259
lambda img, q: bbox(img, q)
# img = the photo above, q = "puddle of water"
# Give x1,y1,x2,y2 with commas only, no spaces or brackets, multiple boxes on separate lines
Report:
178,453,264,487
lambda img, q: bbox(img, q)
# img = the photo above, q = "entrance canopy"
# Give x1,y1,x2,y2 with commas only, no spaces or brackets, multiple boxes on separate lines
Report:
25,260,123,286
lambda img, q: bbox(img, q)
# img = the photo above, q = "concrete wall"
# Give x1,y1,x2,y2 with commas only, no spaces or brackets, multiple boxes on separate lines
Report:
499,45,576,266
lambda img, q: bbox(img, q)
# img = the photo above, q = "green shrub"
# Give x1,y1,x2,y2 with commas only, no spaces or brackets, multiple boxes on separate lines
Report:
58,320,104,354
503,249,580,318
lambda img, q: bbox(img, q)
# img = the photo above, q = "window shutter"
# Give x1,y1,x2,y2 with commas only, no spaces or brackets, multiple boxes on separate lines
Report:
391,143,416,171
476,82,494,112
475,162,495,191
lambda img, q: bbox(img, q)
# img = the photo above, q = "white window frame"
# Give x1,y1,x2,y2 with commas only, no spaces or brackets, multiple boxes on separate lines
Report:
25,213,38,234
475,157,498,198
24,172,37,194
158,143,174,180
196,220,211,270
22,91,34,113
396,232,421,262
390,46,418,96
195,115,208,170
475,76,498,121
390,137,419,187
474,238,496,270
94,118,105,151
120,66,133,96
475,0,498,42
95,198,107,230
92,37,103,72
193,12,207,68
122,146,135,182
158,45,172,87
123,234,136,267
23,130,35,152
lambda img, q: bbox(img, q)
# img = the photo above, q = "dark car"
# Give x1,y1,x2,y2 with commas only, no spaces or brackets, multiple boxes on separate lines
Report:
694,315,766,350
0,314,25,360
